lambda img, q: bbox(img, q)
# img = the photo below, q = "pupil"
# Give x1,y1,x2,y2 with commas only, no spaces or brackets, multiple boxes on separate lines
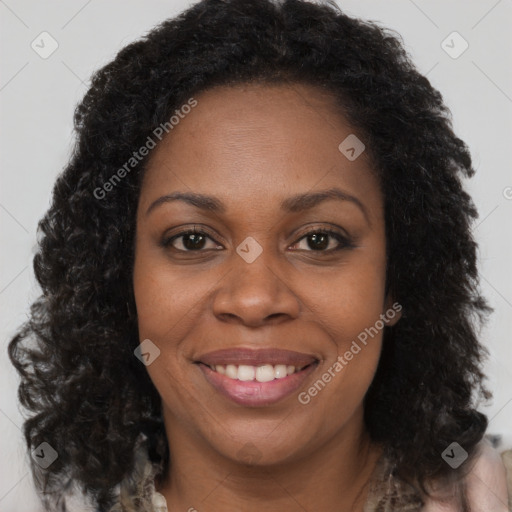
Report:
309,233,328,250
184,233,205,250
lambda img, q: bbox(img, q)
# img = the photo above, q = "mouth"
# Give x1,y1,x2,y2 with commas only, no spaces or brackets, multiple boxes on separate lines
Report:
199,362,313,382
194,348,320,406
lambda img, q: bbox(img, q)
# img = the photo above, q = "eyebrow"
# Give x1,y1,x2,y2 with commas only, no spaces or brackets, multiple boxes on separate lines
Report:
146,187,370,224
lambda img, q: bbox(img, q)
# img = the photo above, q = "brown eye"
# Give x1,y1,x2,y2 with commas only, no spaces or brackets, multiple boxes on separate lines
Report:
290,229,353,252
161,228,222,252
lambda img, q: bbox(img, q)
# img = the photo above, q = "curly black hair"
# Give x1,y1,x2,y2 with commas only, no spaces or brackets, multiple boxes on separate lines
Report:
8,0,492,509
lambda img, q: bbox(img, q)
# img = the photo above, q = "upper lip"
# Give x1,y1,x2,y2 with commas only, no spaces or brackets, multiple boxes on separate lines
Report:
196,348,318,368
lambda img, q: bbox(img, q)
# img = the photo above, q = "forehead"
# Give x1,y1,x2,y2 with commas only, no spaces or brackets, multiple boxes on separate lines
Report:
139,82,382,219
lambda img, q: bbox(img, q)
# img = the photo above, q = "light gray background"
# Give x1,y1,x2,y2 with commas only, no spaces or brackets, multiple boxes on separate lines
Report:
1,0,511,510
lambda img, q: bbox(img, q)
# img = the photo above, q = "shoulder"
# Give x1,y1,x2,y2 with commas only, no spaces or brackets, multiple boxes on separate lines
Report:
423,439,510,512
465,439,510,511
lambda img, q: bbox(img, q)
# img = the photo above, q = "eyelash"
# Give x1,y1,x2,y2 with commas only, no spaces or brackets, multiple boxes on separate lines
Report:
160,226,354,254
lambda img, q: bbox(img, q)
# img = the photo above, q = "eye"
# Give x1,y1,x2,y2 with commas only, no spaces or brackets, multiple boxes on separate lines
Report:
161,226,353,254
289,228,353,252
161,227,222,252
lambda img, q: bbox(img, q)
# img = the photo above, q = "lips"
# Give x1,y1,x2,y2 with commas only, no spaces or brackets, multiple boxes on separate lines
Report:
195,348,319,406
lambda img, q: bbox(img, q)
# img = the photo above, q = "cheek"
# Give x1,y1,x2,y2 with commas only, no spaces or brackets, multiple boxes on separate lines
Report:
297,249,387,409
302,248,388,341
132,242,210,342
132,246,208,413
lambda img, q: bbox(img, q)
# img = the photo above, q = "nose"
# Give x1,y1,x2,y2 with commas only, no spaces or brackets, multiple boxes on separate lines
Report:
212,244,300,327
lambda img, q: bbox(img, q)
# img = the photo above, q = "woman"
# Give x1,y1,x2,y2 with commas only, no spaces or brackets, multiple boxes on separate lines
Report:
8,0,511,510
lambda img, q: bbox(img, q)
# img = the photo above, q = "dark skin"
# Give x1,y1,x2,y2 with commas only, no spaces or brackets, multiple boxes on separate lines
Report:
133,83,401,511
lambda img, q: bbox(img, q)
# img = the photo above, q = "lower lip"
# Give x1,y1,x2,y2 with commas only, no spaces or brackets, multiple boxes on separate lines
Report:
197,362,318,407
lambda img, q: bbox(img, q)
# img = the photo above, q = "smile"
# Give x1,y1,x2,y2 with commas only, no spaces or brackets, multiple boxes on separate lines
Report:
207,363,310,381
198,361,318,407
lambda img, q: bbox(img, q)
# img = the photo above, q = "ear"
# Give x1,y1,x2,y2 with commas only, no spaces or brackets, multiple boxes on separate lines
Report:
383,291,402,327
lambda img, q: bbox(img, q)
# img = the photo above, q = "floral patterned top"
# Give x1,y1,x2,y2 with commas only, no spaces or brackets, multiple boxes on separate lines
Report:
93,435,511,512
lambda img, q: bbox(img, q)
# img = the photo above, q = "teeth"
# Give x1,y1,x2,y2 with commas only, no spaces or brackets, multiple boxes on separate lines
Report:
225,364,238,379
212,363,306,382
237,365,255,381
256,365,275,382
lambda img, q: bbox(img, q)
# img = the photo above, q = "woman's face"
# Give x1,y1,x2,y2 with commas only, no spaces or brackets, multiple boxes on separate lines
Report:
133,83,401,465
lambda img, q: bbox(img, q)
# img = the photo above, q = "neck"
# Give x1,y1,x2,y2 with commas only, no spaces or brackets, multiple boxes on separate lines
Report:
156,406,383,512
